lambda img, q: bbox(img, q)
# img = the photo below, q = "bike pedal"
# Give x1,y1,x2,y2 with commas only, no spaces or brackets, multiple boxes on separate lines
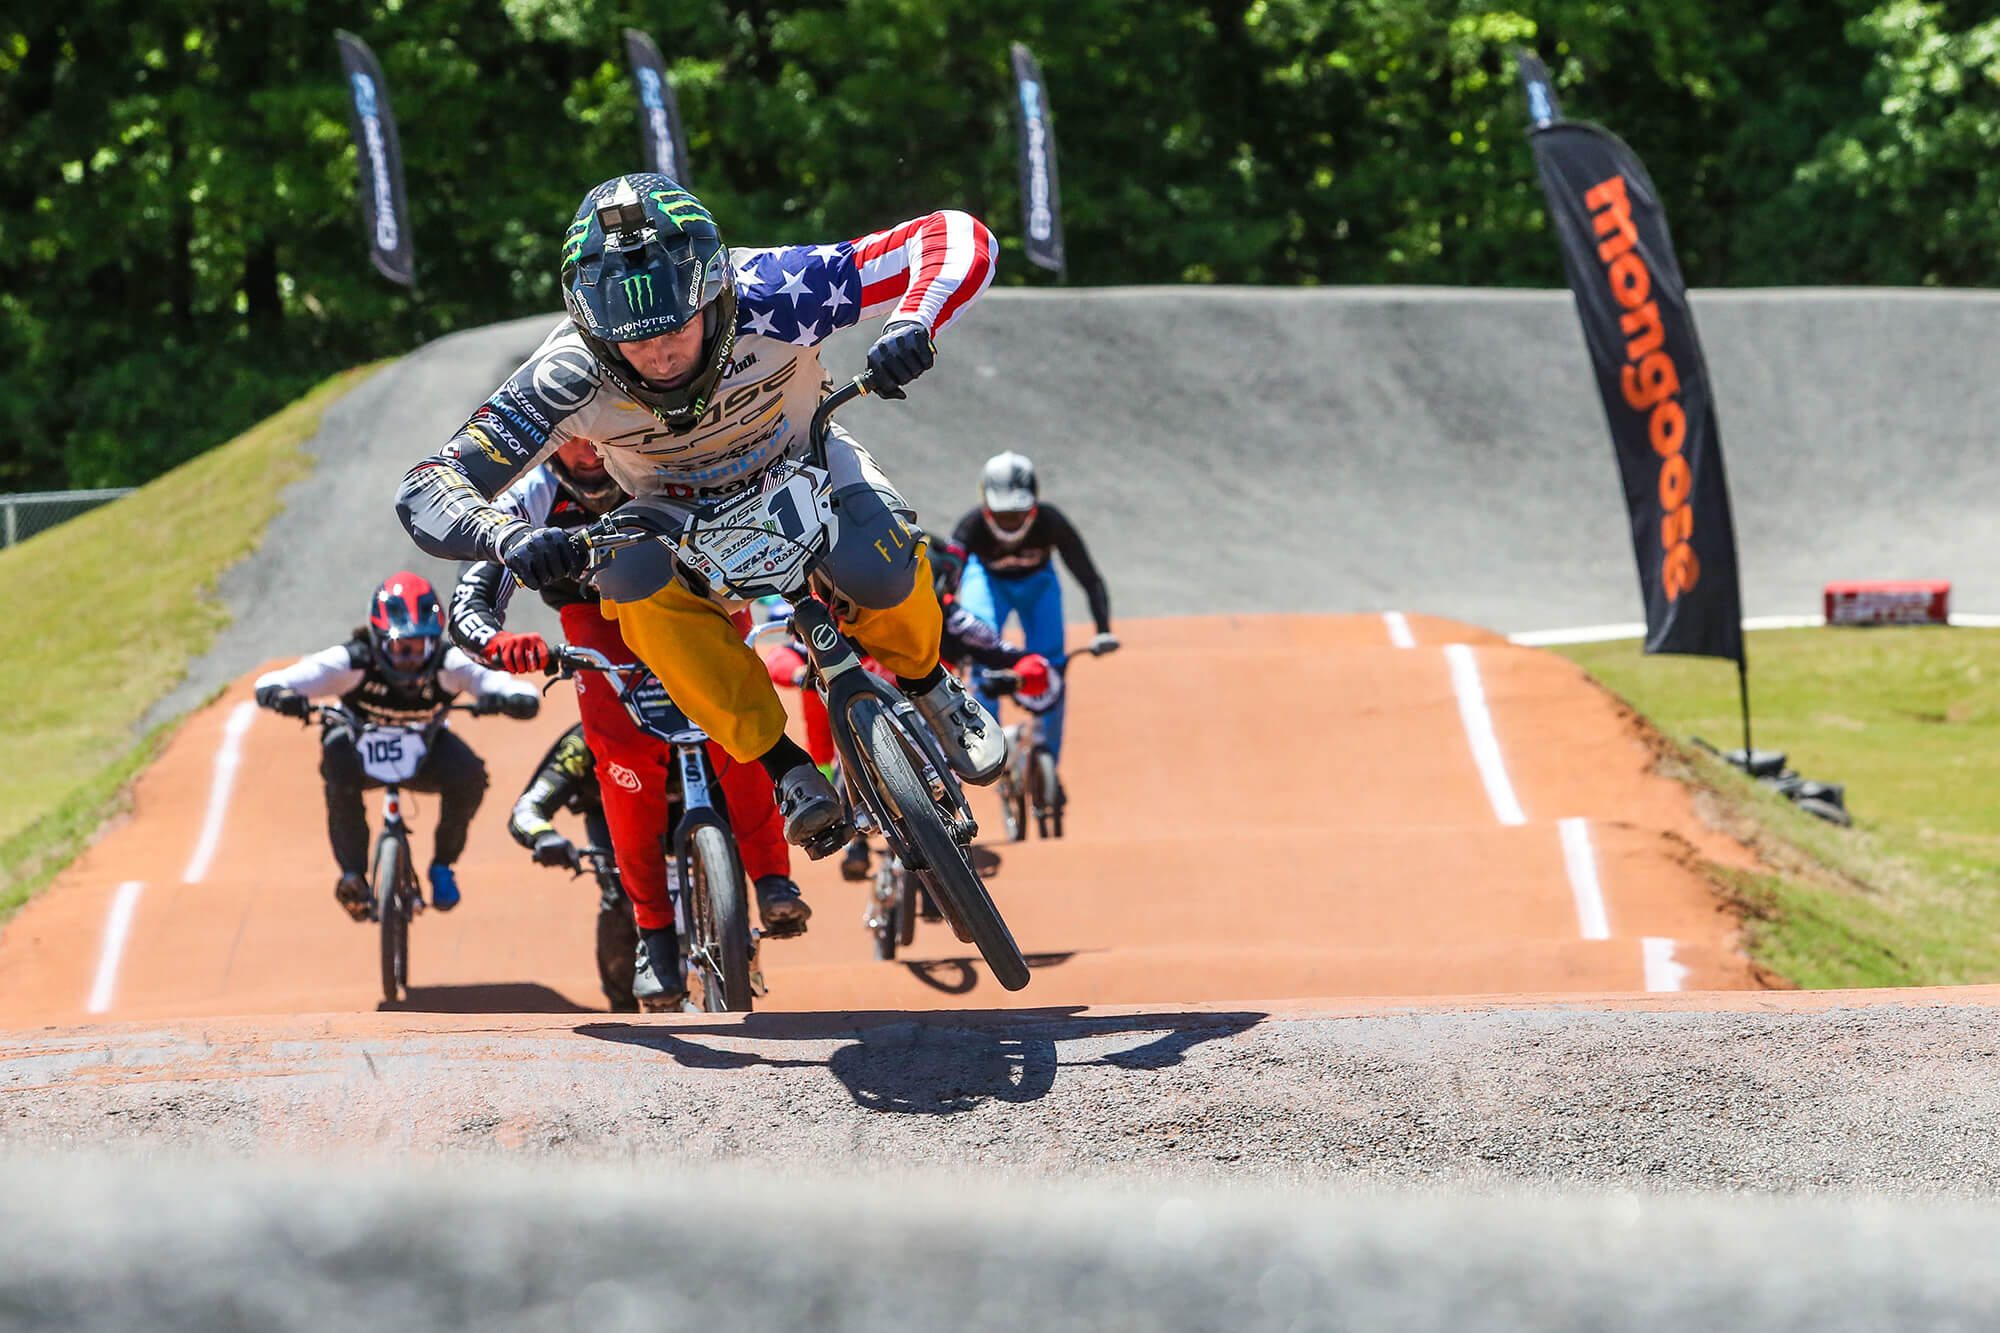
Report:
801,822,858,861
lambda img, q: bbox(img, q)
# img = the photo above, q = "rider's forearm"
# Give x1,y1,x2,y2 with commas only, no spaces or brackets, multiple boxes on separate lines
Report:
447,560,515,658
507,780,565,848
254,647,362,700
1082,580,1112,636
396,455,532,563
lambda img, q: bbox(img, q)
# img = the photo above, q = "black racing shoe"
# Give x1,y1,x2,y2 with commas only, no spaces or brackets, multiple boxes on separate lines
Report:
839,835,872,883
754,875,812,938
777,764,846,850
334,872,372,922
633,927,689,1013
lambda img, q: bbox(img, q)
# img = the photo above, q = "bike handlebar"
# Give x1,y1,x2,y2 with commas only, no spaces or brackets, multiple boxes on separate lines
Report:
561,368,881,569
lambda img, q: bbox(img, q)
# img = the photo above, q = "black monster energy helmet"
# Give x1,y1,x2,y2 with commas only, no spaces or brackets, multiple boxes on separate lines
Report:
561,174,738,430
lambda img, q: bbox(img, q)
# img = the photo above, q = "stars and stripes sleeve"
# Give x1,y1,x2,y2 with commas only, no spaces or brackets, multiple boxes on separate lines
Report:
850,210,996,334
731,210,996,349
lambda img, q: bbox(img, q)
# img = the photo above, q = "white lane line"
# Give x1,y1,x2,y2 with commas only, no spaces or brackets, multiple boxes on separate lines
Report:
1382,611,1416,649
1443,643,1525,826
1558,817,1610,940
1510,614,1823,647
182,700,256,884
1642,937,1689,992
86,880,146,1014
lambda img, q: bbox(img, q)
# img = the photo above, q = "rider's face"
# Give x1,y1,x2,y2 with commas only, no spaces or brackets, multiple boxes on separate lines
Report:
620,319,707,387
556,435,607,479
384,636,435,673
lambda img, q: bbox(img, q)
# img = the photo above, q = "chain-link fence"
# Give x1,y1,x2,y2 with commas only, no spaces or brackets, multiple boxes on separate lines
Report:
0,488,135,548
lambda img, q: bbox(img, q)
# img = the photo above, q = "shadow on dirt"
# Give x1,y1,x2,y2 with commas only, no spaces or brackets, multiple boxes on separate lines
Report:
383,983,596,1014
902,951,1083,995
575,1009,1264,1115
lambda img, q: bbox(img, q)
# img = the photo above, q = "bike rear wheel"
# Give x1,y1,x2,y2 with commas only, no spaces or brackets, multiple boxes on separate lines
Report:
685,822,753,1012
999,769,1028,842
1032,748,1063,839
373,834,409,1004
856,697,1029,991
871,871,899,962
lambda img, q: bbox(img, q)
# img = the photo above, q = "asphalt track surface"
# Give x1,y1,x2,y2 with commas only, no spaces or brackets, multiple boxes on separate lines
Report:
19,287,2000,1325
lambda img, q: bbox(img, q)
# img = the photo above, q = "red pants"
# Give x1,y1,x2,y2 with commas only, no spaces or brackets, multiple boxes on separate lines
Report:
562,604,789,932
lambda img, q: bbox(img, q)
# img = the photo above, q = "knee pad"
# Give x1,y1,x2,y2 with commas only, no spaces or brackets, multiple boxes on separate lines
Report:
825,484,920,610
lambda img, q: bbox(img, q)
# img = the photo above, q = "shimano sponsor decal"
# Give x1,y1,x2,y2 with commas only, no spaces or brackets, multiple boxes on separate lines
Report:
1018,80,1053,243
350,74,399,252
637,68,675,177
500,384,552,433
531,346,600,413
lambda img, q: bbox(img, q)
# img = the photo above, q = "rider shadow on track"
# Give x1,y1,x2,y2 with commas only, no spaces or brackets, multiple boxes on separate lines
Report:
574,1008,1265,1115
902,950,1083,996
382,983,597,1014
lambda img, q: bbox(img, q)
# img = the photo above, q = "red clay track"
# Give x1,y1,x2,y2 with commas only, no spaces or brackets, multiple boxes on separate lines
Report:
0,614,1759,1026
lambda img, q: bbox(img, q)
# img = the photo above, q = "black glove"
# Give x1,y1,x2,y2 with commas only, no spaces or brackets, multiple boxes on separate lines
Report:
476,692,538,720
865,321,935,400
255,685,310,719
532,831,576,868
500,525,588,591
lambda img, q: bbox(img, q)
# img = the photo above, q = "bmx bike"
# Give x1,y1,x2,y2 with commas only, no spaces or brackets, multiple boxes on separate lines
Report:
543,644,764,1012
576,368,1030,991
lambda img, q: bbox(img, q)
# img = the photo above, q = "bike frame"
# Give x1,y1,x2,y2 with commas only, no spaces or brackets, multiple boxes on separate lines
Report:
545,646,762,999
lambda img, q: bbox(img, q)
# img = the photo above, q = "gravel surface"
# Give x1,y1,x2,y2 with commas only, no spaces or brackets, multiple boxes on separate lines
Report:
9,1002,2000,1197
3,1154,2000,1332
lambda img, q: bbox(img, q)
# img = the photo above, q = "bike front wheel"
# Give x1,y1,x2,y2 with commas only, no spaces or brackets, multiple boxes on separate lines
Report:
1032,748,1064,839
685,822,754,1012
856,697,1029,991
372,834,409,1005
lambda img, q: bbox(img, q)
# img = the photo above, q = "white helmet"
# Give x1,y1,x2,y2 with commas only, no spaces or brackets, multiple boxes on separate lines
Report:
980,451,1038,538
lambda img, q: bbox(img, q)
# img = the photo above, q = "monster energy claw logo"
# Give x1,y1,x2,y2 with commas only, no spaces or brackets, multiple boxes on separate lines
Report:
649,188,711,229
620,273,655,311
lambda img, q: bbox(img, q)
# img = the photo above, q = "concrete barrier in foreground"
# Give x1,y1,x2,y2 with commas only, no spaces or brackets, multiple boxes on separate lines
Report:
1,1156,1997,1332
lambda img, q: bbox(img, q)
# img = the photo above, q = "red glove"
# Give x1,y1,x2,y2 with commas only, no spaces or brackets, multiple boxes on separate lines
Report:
1015,654,1051,696
487,632,550,673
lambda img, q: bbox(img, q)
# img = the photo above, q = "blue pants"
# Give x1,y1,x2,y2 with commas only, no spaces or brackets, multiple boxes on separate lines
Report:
957,558,1069,761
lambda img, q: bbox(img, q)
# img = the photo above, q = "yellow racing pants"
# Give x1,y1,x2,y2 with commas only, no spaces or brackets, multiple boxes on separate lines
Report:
604,549,944,764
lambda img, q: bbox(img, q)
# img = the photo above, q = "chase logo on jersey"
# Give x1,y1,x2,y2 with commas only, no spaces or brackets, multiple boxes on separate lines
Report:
531,346,600,414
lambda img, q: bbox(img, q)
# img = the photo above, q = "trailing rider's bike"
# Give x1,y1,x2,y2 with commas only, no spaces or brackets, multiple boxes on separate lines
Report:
572,369,1032,991
306,701,485,1004
981,640,1111,841
543,643,762,1012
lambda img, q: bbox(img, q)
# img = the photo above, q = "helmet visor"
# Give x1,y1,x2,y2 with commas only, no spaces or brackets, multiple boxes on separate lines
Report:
383,636,437,674
986,504,1036,535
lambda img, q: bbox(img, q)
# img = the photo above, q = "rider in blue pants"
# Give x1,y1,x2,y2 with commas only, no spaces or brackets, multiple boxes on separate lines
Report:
948,451,1117,763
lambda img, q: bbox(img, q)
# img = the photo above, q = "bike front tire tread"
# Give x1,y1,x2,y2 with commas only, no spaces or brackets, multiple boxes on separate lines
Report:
858,699,1030,992
373,834,409,1005
687,822,754,1012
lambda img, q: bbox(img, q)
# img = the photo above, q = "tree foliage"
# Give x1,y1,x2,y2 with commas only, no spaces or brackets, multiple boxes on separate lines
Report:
2,1,1994,491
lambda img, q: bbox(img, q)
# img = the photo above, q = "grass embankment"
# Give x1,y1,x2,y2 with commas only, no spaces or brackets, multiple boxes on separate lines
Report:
0,365,380,921
1561,627,2000,988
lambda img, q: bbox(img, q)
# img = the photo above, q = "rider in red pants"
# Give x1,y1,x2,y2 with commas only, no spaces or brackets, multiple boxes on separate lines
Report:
450,438,802,1007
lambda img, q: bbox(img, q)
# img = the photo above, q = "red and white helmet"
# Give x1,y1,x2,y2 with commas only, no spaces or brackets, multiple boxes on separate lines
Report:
367,572,445,683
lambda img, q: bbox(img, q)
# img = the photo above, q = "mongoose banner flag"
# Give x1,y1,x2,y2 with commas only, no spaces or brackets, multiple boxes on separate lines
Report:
1519,51,1744,664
